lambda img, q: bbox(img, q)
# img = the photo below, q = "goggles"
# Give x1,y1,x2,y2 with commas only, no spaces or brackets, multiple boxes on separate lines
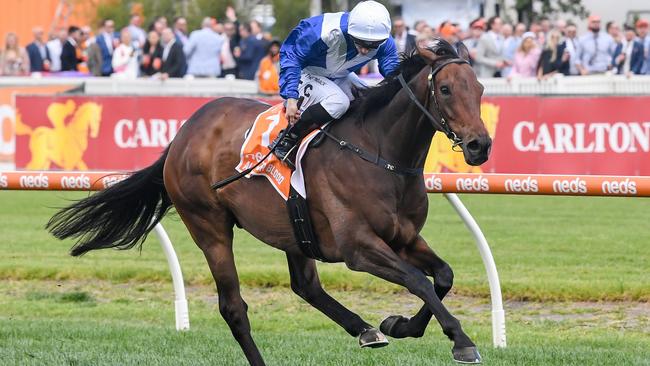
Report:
350,36,385,50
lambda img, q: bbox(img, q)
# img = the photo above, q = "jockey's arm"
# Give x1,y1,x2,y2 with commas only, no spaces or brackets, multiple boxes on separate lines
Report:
279,18,325,102
376,36,400,77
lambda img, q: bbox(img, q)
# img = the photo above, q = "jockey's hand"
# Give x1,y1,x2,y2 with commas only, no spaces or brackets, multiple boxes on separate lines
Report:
285,98,300,124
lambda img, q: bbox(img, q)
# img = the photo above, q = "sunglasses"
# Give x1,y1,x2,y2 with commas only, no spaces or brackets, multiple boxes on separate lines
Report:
350,36,384,50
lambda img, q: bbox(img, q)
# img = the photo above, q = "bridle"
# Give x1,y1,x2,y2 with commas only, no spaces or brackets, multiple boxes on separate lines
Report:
397,57,470,151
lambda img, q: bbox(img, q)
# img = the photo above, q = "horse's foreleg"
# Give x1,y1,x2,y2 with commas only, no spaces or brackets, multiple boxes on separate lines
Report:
343,234,480,364
286,253,388,348
178,207,265,366
380,235,454,339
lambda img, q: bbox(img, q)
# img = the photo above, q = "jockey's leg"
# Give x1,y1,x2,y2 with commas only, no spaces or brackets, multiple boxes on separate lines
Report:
273,72,350,165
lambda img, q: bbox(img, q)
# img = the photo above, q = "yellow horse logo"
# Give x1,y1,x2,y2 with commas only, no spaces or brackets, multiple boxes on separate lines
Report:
15,100,103,170
424,102,500,173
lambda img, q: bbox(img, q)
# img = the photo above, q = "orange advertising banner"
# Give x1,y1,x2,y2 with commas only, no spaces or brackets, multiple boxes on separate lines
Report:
1,171,649,197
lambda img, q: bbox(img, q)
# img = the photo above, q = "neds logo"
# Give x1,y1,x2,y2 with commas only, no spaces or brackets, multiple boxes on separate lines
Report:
60,174,91,189
425,175,443,191
602,179,637,195
505,177,539,193
552,178,586,194
20,173,49,188
456,175,489,192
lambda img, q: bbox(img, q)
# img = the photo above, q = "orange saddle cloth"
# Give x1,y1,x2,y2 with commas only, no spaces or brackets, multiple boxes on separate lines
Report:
236,103,293,200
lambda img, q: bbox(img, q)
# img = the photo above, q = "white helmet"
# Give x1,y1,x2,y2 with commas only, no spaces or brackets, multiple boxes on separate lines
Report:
348,1,391,42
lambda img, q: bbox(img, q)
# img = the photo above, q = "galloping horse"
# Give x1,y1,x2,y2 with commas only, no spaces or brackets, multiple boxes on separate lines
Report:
48,40,491,365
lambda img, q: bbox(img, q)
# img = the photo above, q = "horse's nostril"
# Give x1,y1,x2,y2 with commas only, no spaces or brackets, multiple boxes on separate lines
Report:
466,140,480,153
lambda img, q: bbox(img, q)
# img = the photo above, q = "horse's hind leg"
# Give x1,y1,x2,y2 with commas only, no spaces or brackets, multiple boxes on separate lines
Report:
380,235,453,339
177,207,265,366
343,234,480,364
286,253,388,348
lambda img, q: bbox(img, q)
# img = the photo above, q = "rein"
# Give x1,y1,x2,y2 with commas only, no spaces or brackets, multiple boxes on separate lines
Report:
398,57,469,150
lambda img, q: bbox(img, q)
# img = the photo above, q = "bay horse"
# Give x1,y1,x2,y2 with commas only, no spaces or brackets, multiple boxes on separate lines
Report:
48,40,491,365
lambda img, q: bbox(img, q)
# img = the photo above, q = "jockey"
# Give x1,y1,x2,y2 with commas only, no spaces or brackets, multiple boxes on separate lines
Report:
273,0,400,164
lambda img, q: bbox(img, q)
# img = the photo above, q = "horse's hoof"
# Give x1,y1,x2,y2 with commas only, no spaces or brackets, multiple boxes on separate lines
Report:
358,328,389,348
452,346,482,364
379,315,409,338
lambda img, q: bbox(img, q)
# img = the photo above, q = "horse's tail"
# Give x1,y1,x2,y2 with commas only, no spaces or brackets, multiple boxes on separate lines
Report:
47,148,172,256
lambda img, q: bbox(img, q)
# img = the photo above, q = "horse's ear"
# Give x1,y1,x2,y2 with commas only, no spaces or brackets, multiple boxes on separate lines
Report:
456,42,471,62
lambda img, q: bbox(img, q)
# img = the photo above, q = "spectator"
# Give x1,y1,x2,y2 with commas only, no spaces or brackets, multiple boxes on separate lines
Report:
464,18,485,63
474,16,508,77
221,6,240,77
141,30,163,76
439,23,460,45
160,28,186,78
26,27,51,72
501,23,516,77
509,32,541,78
564,22,581,75
149,16,167,34
184,17,225,78
86,39,103,76
46,27,67,72
636,19,650,74
537,30,570,79
173,16,189,47
0,32,30,76
392,16,416,54
257,40,281,94
412,20,429,35
112,28,138,79
606,21,622,46
77,27,93,74
96,19,115,76
60,26,83,71
128,14,147,49
555,19,567,36
250,20,265,41
576,15,615,75
612,25,644,75
235,23,266,80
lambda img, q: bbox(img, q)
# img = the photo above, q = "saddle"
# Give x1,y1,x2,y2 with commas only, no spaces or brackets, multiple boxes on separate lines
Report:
236,103,332,261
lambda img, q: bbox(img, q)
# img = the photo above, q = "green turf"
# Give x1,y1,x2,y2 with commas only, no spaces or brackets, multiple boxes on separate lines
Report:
0,191,648,301
1,191,649,365
1,280,648,366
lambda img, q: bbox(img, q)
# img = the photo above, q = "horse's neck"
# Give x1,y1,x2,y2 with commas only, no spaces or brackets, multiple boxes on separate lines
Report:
367,70,435,170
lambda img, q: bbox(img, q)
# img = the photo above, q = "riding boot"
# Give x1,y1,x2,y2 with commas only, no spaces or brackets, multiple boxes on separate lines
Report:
272,103,333,168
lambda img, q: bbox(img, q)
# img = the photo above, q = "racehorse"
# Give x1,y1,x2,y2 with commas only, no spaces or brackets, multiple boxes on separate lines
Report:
48,39,491,365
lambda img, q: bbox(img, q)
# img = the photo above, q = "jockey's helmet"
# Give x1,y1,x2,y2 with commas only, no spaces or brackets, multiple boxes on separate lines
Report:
347,1,391,42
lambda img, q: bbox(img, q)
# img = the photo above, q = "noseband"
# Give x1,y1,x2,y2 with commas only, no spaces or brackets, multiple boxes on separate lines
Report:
397,57,470,151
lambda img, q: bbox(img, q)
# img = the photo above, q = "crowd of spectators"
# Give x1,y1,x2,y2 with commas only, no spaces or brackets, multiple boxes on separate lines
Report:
1,7,650,95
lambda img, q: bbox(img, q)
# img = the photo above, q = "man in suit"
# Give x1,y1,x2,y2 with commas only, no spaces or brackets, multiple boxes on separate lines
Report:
474,16,508,78
61,26,83,71
184,17,225,77
612,25,645,75
95,19,115,76
160,28,186,78
575,15,616,75
26,27,51,72
392,17,416,54
235,23,266,80
636,19,650,74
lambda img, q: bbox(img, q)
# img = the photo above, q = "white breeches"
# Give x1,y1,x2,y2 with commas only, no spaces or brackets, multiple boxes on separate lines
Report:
296,71,367,119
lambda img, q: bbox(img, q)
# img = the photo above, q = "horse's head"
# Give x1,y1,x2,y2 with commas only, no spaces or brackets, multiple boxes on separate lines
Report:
73,103,103,138
416,39,491,166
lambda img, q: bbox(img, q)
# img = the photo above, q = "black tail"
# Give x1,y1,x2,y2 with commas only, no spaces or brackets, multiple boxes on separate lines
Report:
47,149,173,256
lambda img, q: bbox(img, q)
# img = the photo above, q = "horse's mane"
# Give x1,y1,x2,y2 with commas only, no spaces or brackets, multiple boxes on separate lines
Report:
347,38,461,123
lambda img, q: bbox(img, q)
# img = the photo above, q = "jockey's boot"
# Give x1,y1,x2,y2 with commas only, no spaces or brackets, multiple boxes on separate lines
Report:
272,103,333,169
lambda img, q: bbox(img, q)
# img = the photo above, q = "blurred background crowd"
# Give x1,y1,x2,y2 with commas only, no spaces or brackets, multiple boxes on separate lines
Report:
1,1,649,95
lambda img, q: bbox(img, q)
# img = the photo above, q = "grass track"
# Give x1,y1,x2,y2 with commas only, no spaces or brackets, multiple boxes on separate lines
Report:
1,191,649,365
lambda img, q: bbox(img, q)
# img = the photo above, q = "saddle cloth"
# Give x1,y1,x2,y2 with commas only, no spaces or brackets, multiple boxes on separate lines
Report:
236,103,321,200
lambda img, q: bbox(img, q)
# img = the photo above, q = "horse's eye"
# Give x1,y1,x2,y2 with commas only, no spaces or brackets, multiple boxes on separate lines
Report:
440,86,451,95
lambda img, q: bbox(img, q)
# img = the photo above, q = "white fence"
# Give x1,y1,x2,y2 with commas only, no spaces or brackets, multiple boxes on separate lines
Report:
2,74,650,96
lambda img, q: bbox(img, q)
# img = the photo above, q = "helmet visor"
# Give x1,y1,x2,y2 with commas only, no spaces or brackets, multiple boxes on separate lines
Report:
350,36,385,50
